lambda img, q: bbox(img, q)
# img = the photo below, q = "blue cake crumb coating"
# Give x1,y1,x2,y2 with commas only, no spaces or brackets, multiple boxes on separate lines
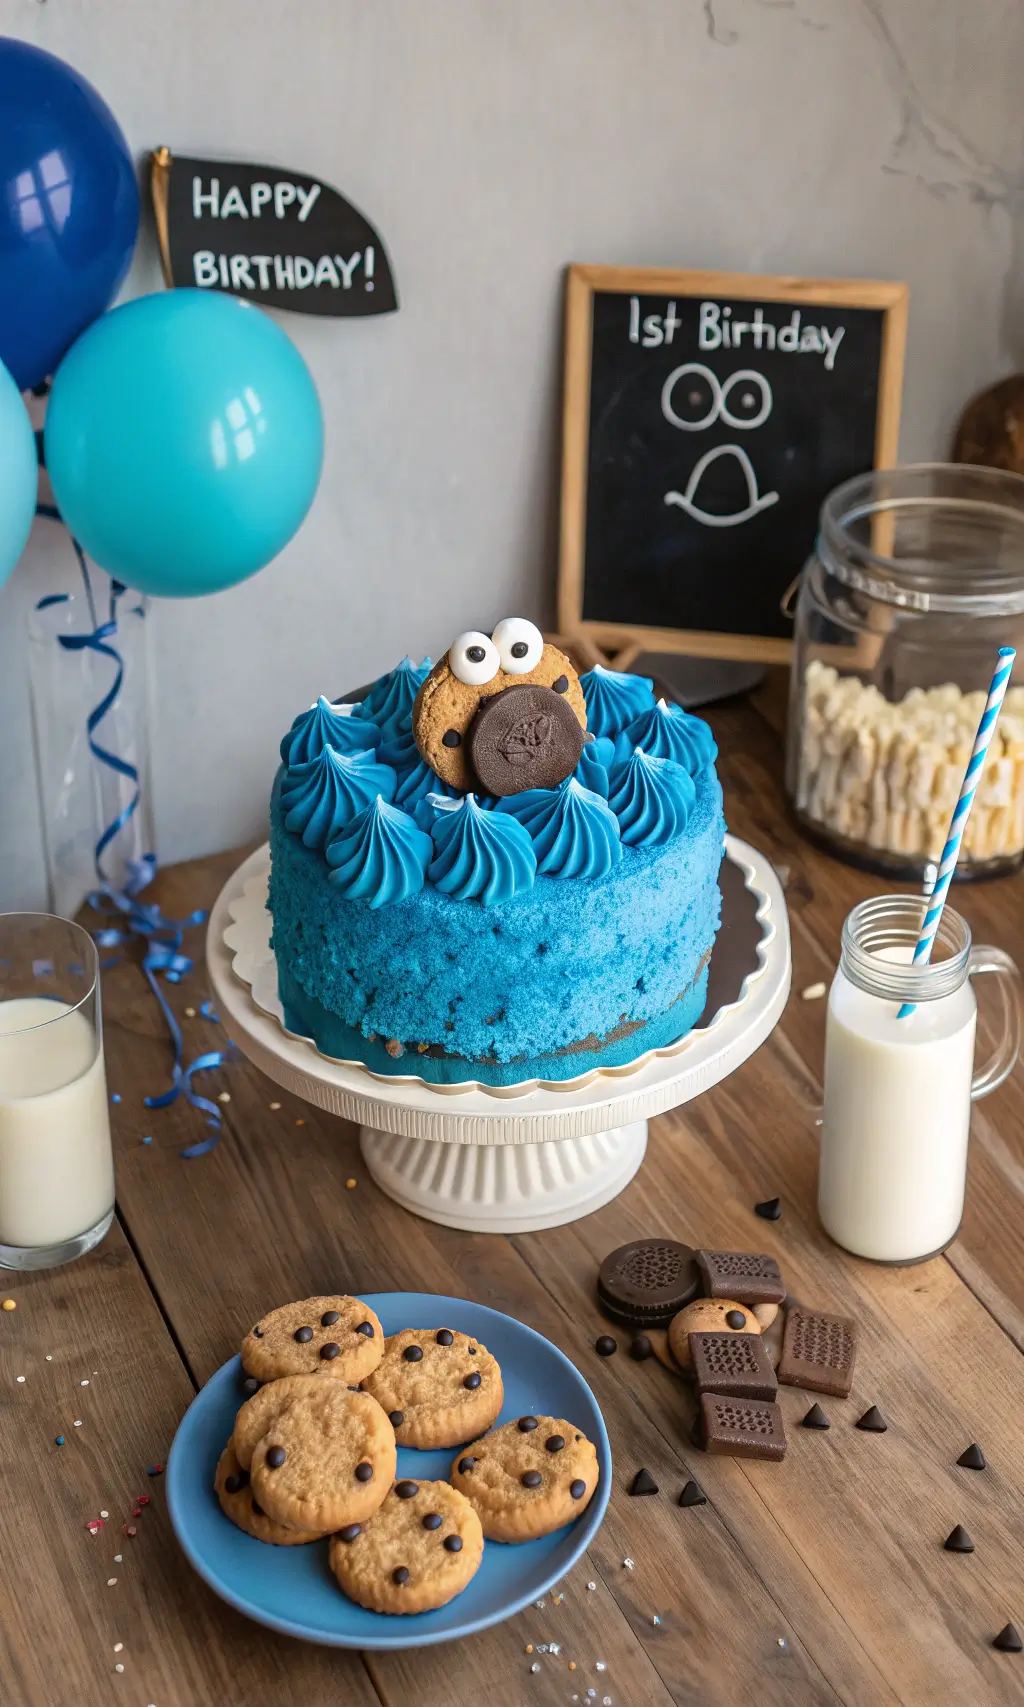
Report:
268,763,725,1083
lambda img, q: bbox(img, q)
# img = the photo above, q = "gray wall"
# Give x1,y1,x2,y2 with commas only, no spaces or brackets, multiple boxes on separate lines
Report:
2,0,1022,908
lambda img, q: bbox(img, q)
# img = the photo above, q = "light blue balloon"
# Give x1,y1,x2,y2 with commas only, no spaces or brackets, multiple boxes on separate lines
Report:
44,289,323,598
0,356,38,589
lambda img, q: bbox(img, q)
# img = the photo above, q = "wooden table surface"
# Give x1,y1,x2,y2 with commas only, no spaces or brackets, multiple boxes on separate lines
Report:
3,668,1024,1707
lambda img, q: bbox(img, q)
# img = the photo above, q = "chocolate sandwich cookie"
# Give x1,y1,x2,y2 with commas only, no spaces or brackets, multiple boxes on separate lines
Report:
360,1327,503,1449
696,1250,786,1307
450,1415,599,1542
242,1295,384,1385
777,1306,858,1398
329,1479,484,1614
597,1240,700,1329
215,1440,326,1545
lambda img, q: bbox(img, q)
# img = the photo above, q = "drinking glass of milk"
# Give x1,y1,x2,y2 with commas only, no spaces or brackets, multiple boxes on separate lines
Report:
819,895,1022,1264
0,914,114,1269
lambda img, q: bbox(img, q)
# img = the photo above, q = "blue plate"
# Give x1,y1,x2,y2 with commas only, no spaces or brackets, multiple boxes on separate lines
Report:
167,1292,611,1648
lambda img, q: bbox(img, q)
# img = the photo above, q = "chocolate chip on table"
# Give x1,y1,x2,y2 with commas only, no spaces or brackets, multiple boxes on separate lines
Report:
521,1470,543,1488
545,1435,565,1453
957,1442,986,1470
569,1479,586,1499
457,1456,476,1473
855,1405,888,1433
464,1372,482,1389
321,1310,341,1326
265,1445,286,1469
801,1403,831,1430
422,1513,442,1530
293,1326,313,1343
395,1480,419,1499
403,1345,424,1362
944,1524,975,1553
442,729,461,748
754,1197,782,1220
354,1461,374,1481
678,1479,707,1507
994,1624,1023,1653
388,1410,405,1428
435,1329,454,1346
337,1523,361,1542
392,1566,410,1584
595,1335,618,1357
518,1416,538,1431
724,1310,748,1330
320,1343,340,1360
629,1333,653,1361
444,1535,463,1552
629,1467,659,1496
355,1322,375,1337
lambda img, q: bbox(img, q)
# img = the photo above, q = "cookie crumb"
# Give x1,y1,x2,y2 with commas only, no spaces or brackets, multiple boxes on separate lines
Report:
801,982,827,1000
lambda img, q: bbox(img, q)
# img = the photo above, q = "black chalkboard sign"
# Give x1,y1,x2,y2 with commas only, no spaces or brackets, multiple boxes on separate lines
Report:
150,148,397,317
559,267,906,663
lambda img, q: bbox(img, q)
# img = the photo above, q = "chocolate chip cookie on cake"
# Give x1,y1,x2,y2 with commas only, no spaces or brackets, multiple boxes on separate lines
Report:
242,1295,383,1385
451,1415,599,1542
330,1479,484,1614
360,1327,503,1448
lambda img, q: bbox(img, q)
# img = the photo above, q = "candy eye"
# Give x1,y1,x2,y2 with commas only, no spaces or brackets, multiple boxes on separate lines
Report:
492,617,543,675
449,631,500,687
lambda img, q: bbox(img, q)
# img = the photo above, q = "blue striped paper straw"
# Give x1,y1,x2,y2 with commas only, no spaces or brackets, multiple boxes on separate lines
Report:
898,646,1016,1019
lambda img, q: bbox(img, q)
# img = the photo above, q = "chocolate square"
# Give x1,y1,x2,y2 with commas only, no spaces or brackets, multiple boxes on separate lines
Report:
697,1249,786,1306
777,1306,857,1398
700,1392,787,1461
689,1332,778,1402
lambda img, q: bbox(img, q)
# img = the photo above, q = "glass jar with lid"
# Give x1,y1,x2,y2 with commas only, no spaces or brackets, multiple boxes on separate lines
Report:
787,463,1024,879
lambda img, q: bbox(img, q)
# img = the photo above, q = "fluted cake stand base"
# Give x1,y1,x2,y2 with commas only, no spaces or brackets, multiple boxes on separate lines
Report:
207,837,789,1234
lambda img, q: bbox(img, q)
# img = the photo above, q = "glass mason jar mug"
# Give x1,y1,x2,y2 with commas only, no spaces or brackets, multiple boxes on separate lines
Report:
819,895,1022,1264
787,464,1024,879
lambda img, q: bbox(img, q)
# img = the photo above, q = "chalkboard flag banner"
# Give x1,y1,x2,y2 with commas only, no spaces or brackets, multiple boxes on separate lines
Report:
559,266,907,665
150,147,397,317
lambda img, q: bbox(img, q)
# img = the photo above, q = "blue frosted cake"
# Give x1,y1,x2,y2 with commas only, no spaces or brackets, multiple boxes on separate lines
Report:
268,620,726,1085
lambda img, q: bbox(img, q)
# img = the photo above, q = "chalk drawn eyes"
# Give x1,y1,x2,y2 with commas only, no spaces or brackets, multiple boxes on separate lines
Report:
450,632,501,686
492,618,543,675
661,363,773,432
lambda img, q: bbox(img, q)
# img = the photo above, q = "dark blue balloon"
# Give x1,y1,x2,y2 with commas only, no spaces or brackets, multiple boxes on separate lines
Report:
0,38,138,391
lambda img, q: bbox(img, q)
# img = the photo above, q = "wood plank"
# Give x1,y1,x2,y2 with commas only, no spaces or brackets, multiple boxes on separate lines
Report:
0,1220,379,1707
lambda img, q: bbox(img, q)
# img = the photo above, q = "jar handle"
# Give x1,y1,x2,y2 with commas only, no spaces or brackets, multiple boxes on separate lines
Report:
779,572,802,620
969,945,1023,1100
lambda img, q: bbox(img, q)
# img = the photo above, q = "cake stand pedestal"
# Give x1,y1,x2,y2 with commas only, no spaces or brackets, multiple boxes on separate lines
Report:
206,836,790,1233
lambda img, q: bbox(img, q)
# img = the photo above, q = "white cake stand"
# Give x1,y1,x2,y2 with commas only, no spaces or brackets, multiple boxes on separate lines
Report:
206,836,790,1233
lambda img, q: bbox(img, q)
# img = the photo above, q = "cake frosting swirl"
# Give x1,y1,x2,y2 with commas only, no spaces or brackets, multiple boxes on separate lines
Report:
281,696,381,766
354,656,432,740
615,698,718,773
578,664,656,738
281,746,397,850
326,796,433,908
426,794,537,905
607,746,696,848
497,777,622,880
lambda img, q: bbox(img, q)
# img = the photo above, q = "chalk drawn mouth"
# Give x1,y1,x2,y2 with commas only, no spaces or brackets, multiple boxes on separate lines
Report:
664,445,779,529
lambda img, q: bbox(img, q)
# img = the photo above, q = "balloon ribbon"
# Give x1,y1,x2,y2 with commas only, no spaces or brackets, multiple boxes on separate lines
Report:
35,507,232,1155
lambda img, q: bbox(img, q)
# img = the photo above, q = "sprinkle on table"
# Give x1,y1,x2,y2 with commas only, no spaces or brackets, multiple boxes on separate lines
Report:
142,1135,153,1145
15,1375,25,1384
107,1577,117,1586
269,1101,281,1110
146,1463,164,1477
54,1435,64,1446
217,1091,231,1104
184,1006,196,1018
2,1297,16,1310
801,982,827,1001
113,1643,123,1653
73,1419,82,1427
345,1178,357,1190
296,1118,304,1126
111,1094,121,1104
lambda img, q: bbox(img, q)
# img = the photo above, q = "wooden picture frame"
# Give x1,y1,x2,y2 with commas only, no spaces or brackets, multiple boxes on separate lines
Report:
558,265,908,665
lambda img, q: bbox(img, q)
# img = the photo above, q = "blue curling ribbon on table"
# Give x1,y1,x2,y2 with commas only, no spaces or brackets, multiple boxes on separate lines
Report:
35,506,232,1156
